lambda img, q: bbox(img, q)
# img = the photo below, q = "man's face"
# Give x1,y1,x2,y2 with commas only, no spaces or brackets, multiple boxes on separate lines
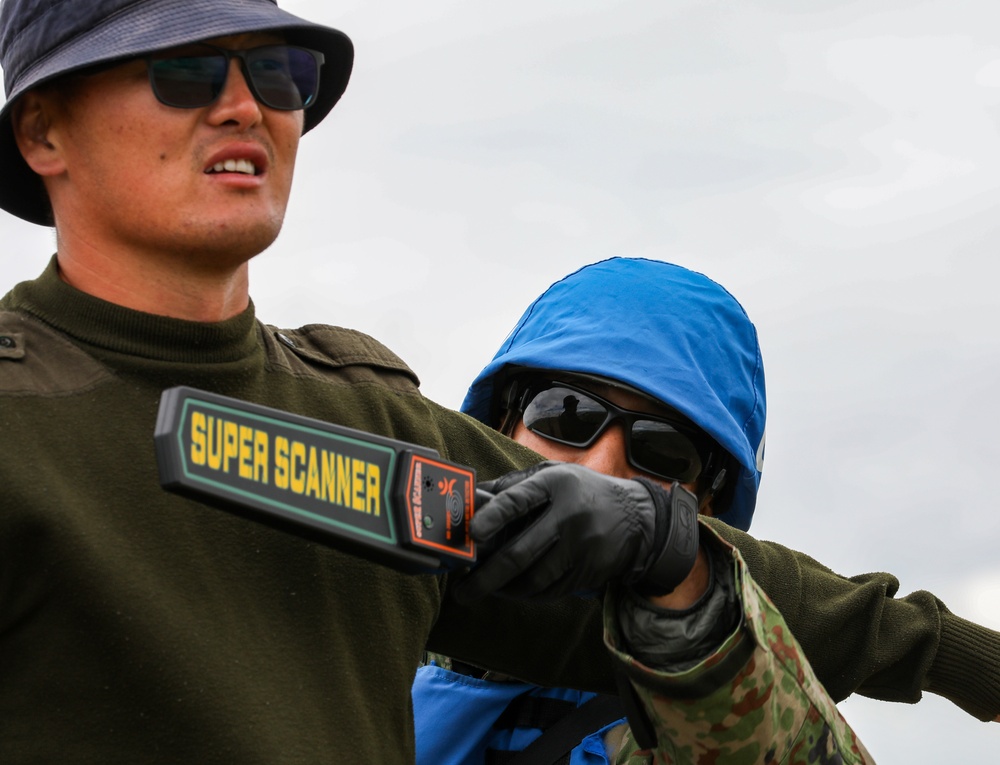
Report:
510,379,707,505
32,33,305,271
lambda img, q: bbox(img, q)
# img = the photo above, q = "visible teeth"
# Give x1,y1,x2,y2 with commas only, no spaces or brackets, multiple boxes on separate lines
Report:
210,159,257,175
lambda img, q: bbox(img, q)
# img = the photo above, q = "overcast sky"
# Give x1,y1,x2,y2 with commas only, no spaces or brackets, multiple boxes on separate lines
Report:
2,0,999,760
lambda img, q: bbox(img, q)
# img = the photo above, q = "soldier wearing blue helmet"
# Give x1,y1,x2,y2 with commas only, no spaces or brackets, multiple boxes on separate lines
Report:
415,257,1000,764
416,258,871,764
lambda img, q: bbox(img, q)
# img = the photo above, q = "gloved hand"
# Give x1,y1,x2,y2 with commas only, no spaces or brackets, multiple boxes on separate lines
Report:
452,461,700,603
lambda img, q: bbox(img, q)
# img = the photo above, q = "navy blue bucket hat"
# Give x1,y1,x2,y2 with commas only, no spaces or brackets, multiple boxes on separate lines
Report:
461,257,767,532
0,0,353,225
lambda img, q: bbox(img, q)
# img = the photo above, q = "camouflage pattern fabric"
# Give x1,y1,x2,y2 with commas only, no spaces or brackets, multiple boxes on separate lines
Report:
605,522,875,765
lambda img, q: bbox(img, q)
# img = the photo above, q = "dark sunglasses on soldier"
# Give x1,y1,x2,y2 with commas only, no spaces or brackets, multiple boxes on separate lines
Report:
145,43,324,110
517,381,715,484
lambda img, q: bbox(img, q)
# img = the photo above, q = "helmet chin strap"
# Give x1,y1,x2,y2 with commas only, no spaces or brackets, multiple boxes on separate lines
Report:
697,467,727,514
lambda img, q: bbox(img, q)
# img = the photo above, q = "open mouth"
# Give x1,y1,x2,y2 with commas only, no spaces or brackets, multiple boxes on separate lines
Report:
206,159,259,176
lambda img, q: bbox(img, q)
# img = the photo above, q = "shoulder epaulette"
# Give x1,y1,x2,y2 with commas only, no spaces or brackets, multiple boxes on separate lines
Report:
0,309,111,395
261,322,421,387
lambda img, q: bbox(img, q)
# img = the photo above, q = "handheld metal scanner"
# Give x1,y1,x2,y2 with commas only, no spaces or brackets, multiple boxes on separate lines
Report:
154,386,484,574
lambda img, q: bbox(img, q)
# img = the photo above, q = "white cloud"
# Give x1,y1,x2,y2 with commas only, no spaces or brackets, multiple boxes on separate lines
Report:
954,569,1000,631
824,139,976,209
975,58,1000,87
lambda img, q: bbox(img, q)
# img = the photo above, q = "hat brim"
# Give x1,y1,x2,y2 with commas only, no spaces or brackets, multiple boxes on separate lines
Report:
0,0,353,225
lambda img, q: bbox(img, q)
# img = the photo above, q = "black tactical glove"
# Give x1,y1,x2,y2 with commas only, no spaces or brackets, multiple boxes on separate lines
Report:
452,461,700,603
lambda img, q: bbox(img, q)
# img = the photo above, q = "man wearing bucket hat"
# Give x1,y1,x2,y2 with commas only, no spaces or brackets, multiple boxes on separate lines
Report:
0,1,719,762
415,258,1000,763
0,0,992,762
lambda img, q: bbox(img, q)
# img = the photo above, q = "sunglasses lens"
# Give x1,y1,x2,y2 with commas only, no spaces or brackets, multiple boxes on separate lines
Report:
630,420,703,483
522,383,709,483
150,49,227,108
522,387,607,445
246,46,320,110
148,45,321,110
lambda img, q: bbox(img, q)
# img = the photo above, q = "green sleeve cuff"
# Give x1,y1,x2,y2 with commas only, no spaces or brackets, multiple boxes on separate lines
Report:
926,610,1000,721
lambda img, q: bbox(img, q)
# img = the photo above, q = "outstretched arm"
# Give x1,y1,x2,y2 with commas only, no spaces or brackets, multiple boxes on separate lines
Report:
443,461,1000,723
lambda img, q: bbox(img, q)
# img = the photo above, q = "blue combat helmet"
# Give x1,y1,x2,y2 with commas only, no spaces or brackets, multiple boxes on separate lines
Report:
461,257,766,532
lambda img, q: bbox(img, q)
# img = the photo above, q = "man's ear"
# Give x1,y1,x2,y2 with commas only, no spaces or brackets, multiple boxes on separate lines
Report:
11,90,66,177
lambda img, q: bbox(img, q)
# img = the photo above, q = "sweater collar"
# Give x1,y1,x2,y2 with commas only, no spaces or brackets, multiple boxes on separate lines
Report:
7,256,261,364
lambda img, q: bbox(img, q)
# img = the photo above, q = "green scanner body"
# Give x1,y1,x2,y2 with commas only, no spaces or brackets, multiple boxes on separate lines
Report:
154,386,480,574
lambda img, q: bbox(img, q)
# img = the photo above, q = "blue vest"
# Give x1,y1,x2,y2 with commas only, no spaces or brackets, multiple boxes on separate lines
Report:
412,664,624,765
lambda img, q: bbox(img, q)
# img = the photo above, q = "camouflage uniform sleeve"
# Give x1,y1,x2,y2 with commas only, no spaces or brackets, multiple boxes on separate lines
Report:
704,517,1000,719
604,522,876,765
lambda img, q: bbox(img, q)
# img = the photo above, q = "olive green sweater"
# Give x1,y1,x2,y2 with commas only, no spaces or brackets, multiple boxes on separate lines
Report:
0,261,609,764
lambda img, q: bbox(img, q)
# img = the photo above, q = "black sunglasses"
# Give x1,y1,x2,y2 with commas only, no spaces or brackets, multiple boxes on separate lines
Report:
145,43,324,111
517,381,715,484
